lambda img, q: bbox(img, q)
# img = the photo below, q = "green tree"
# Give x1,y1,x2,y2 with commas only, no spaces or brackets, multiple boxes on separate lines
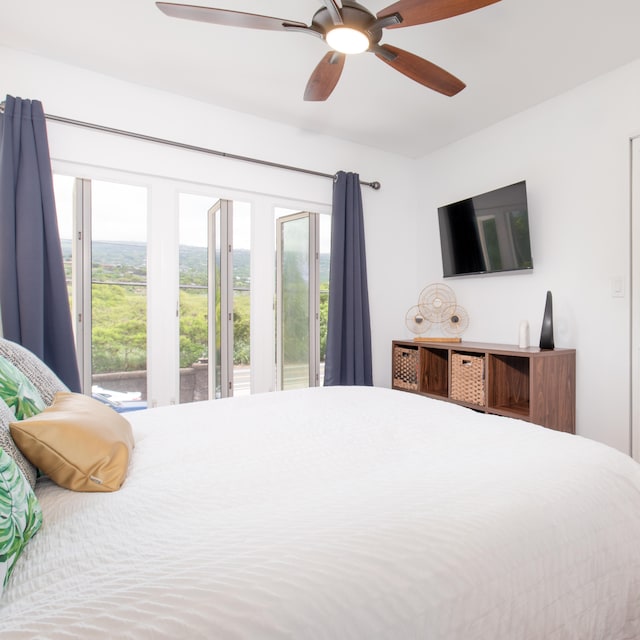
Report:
179,289,208,367
320,291,328,362
233,292,250,365
91,283,146,373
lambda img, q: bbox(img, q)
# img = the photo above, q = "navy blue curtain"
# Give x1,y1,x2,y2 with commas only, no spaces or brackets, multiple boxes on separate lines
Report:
0,95,81,391
324,171,373,386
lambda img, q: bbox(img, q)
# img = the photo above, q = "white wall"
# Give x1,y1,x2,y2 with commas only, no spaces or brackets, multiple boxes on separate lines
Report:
416,58,640,453
0,45,419,391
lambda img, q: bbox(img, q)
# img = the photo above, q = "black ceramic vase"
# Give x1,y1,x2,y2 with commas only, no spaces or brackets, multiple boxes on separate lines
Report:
539,290,554,350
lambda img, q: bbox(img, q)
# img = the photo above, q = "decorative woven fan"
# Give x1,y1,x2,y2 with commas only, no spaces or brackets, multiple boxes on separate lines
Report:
407,282,469,341
418,283,457,323
442,305,469,335
405,305,431,336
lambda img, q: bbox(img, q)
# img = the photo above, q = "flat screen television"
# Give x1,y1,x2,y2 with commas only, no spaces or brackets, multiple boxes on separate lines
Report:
437,180,533,278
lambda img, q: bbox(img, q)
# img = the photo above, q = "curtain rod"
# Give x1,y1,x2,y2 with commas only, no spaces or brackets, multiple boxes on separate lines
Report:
0,102,381,190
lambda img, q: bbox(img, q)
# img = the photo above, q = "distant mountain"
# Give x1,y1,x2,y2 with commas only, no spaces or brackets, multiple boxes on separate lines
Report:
61,239,330,286
62,239,146,268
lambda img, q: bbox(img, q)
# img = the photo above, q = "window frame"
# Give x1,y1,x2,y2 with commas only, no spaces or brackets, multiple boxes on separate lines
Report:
53,160,331,406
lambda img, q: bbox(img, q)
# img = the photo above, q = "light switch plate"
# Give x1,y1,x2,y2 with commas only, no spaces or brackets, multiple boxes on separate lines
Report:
612,276,625,298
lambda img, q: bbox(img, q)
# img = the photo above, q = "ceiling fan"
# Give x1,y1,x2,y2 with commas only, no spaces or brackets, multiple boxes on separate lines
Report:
156,0,501,101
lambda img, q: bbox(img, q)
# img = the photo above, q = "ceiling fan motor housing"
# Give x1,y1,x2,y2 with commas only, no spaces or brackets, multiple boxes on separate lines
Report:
312,1,385,49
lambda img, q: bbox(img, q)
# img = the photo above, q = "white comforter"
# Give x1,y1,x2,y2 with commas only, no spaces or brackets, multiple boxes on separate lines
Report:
2,386,640,639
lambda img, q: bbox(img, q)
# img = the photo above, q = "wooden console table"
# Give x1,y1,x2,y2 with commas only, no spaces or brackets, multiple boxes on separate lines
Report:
392,340,576,433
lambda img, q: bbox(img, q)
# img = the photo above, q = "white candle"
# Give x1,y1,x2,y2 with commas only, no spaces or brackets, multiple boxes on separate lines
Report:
519,320,529,348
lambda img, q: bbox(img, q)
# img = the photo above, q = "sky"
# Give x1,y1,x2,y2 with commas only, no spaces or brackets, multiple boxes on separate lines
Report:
53,174,330,252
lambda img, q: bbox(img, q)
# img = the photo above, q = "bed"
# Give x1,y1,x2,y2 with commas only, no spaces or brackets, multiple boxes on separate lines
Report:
2,357,640,638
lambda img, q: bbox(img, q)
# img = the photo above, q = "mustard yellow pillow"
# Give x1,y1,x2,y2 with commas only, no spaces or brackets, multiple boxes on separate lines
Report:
9,392,134,492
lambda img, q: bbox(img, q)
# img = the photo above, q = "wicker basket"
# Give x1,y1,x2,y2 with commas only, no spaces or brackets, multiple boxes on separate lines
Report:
392,345,419,391
450,352,486,406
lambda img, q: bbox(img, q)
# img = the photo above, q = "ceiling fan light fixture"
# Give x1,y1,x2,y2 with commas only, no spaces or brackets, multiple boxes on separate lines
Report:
326,27,369,54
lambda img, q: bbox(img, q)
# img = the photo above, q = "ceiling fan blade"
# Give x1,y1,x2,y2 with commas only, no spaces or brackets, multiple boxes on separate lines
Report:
377,0,500,29
304,52,346,102
375,44,465,96
156,2,308,31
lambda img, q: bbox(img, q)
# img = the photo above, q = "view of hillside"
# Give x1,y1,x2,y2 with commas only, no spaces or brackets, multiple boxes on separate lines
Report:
63,240,330,286
61,240,329,373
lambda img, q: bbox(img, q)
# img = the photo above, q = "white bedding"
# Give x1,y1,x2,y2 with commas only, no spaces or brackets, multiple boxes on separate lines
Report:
2,386,640,639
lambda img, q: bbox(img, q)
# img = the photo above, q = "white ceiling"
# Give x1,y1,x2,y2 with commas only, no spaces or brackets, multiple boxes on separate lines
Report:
3,0,640,157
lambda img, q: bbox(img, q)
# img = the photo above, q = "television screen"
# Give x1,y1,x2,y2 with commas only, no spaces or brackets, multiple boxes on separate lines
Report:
437,180,533,277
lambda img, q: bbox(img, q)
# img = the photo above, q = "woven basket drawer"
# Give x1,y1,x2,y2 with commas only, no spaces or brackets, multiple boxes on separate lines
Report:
392,345,419,391
450,352,485,406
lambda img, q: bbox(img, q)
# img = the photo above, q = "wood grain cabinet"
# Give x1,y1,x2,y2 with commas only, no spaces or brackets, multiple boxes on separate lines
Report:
392,340,576,433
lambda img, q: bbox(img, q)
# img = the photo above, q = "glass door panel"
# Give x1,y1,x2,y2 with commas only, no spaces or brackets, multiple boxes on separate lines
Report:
210,200,228,399
178,193,210,402
90,180,148,403
179,195,250,401
232,202,251,396
52,174,75,321
319,213,331,386
276,212,318,390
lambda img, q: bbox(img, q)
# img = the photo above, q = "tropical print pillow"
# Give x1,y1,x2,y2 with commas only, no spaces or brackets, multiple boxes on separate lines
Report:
0,355,46,420
0,447,43,595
